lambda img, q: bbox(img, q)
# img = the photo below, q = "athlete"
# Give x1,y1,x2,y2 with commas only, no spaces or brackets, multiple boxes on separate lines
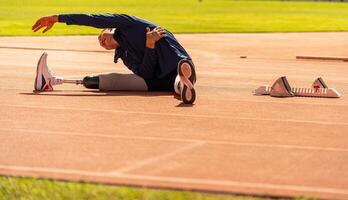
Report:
32,14,197,104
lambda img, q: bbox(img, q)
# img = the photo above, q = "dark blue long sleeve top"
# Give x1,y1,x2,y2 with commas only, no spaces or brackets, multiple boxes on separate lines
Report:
58,14,191,79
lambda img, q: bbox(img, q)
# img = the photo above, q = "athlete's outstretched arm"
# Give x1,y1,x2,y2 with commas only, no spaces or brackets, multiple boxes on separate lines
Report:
32,14,138,33
32,15,58,33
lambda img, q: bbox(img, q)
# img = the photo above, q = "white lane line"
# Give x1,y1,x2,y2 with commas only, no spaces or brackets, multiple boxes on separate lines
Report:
121,174,348,196
1,89,348,107
109,141,206,175
0,165,107,177
0,104,348,126
3,93,348,108
0,164,347,196
0,128,347,152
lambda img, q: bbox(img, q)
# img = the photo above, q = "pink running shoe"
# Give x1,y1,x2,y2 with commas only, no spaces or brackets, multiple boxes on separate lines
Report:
34,52,63,91
177,59,197,104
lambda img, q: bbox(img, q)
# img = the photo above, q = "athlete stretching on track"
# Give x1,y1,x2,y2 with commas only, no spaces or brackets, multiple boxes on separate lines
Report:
32,14,197,104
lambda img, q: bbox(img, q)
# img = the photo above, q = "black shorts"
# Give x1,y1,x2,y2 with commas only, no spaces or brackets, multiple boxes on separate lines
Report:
144,70,177,92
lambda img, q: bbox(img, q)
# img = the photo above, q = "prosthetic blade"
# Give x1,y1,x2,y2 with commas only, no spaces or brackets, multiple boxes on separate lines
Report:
63,79,83,85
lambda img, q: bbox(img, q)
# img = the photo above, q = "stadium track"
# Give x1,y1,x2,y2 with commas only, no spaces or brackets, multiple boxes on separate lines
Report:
0,33,348,199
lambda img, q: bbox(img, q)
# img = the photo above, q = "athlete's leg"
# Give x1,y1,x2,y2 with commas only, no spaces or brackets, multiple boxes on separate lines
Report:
99,73,148,91
34,52,148,92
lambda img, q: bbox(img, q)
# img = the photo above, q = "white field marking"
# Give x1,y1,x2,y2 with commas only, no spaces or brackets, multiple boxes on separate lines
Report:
0,164,108,177
0,164,348,196
206,97,348,107
120,174,348,196
109,141,206,174
2,89,348,107
4,90,348,110
1,128,348,153
0,104,348,126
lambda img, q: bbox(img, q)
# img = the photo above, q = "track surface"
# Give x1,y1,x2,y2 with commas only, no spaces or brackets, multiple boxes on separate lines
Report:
0,33,348,199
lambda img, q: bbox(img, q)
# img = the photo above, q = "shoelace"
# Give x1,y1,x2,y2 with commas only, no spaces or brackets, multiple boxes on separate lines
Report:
48,68,63,85
50,77,64,85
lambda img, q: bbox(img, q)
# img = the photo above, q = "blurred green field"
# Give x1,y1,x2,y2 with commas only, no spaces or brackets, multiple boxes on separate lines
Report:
0,0,348,35
0,176,276,200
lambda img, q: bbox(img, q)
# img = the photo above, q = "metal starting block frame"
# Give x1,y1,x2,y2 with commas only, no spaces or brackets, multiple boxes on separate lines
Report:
253,77,341,98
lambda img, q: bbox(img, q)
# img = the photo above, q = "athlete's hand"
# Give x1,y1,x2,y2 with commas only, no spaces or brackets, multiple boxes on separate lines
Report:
32,15,59,33
146,27,166,48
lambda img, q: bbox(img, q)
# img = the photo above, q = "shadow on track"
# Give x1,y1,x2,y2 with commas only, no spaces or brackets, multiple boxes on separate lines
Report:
20,90,174,97
20,91,194,107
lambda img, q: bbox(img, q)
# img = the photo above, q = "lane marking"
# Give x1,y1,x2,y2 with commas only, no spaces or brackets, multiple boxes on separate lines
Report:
109,141,206,174
0,164,347,196
2,90,348,108
121,174,348,195
0,165,107,177
0,128,347,152
0,104,348,126
0,83,347,107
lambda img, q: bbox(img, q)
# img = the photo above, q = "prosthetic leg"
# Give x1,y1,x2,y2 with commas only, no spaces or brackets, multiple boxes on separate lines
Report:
62,76,99,89
34,52,99,91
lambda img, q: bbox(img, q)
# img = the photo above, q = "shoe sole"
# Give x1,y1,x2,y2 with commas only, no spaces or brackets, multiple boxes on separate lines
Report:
34,53,46,91
178,60,196,104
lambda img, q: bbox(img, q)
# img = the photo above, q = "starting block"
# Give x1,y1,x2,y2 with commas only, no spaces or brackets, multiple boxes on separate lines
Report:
253,77,341,98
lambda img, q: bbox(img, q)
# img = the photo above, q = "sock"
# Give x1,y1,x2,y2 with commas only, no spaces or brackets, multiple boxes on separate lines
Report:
83,76,99,89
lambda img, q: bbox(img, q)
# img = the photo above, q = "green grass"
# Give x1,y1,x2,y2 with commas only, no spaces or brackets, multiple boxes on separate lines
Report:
0,0,348,35
0,176,276,200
